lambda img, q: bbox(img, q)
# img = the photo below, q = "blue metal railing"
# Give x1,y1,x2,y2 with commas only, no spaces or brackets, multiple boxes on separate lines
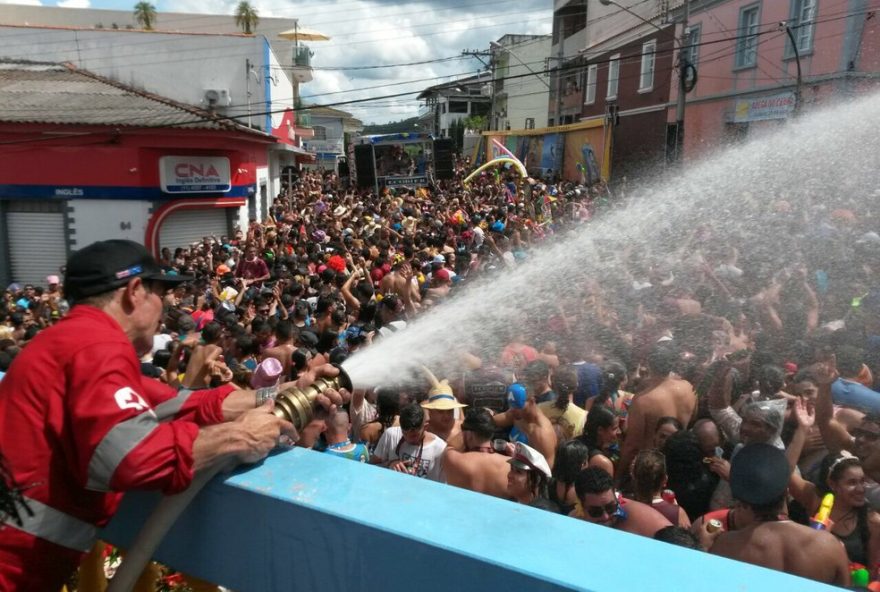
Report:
103,448,839,592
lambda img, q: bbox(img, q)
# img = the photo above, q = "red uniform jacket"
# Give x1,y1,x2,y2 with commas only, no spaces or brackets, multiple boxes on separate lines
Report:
0,305,236,591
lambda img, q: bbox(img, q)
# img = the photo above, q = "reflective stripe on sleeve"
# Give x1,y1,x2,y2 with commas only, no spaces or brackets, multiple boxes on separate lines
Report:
1,496,98,552
86,409,159,491
153,388,195,422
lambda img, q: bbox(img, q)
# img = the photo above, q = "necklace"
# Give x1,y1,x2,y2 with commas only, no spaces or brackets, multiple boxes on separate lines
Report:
327,439,352,450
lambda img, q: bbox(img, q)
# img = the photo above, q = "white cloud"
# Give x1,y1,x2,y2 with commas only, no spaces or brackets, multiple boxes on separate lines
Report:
164,0,552,123
57,0,90,7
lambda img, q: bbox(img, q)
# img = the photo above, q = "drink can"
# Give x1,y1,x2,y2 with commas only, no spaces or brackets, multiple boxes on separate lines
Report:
707,519,723,534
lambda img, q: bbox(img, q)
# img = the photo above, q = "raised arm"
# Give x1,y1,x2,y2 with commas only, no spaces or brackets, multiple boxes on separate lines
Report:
812,359,852,455
787,398,820,512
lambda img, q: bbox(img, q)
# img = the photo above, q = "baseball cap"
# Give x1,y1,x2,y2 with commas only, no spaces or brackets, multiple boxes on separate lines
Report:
507,383,528,409
216,264,232,275
46,275,60,285
64,240,191,301
729,443,791,505
508,442,552,479
434,268,451,283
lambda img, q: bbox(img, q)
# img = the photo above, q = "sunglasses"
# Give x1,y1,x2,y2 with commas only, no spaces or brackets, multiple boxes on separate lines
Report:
584,499,620,519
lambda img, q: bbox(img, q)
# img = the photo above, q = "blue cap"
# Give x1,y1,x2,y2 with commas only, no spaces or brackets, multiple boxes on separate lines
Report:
507,383,527,409
490,221,505,233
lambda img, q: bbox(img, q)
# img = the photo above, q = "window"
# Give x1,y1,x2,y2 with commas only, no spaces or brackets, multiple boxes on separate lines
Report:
448,101,469,113
735,5,760,69
584,64,598,104
606,54,620,100
786,0,817,56
682,23,701,67
639,40,657,91
312,125,327,141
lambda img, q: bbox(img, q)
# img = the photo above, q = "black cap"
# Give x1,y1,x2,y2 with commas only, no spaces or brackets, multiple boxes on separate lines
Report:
729,443,791,506
64,239,192,301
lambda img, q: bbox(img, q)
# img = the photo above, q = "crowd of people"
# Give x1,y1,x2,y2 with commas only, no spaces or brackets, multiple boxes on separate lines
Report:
3,154,880,590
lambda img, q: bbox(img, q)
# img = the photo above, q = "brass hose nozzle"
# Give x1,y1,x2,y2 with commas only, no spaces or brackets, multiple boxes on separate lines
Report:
272,366,352,432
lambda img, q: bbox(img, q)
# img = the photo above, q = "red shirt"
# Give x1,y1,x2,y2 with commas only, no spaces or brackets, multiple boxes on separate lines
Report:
0,305,235,590
235,256,269,280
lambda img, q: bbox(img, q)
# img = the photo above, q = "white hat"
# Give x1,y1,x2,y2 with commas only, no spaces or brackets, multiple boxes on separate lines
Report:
507,442,552,479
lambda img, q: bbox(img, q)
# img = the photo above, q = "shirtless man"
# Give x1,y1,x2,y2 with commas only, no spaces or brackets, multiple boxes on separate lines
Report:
710,443,850,586
420,375,465,443
181,321,224,388
493,383,557,468
619,345,696,485
443,408,511,498
574,467,671,537
262,320,296,378
379,260,419,315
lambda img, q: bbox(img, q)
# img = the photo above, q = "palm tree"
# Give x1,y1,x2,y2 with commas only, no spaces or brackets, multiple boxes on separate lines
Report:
234,1,259,35
133,1,157,30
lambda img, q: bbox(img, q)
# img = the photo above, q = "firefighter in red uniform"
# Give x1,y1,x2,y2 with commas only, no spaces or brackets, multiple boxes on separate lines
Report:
0,240,341,591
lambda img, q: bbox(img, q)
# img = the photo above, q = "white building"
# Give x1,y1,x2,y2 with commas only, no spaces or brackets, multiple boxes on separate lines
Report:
491,34,552,131
0,5,320,227
303,106,364,173
416,75,492,138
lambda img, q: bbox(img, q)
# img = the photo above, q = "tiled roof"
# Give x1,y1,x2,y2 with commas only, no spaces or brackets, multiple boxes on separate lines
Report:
0,60,264,134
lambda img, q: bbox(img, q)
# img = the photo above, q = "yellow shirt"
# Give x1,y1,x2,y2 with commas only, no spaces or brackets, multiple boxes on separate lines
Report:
538,400,587,441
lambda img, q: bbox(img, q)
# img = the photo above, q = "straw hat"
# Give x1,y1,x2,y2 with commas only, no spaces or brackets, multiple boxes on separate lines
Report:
420,366,467,410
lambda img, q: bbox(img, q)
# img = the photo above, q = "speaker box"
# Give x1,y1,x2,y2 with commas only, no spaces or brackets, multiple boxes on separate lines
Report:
354,145,376,189
434,138,455,180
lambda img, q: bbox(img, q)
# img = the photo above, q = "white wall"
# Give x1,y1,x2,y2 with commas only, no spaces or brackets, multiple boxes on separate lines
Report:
0,27,271,126
69,199,152,248
496,36,552,130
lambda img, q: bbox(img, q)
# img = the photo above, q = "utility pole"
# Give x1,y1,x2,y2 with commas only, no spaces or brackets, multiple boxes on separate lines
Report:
461,49,493,130
673,0,690,163
554,26,564,127
781,23,803,115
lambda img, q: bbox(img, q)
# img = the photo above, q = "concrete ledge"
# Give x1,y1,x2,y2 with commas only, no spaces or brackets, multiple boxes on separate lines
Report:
102,447,837,592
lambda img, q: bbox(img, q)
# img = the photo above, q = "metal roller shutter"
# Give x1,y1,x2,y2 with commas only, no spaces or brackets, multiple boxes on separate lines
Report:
158,208,230,253
7,205,67,285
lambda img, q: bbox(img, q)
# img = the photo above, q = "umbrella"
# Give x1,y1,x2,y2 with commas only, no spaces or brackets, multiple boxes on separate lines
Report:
278,26,331,42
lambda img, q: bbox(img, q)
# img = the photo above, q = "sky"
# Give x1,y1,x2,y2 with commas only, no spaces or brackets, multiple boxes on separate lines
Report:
0,0,553,123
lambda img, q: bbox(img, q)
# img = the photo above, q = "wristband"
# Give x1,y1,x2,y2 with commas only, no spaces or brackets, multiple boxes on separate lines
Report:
255,385,279,407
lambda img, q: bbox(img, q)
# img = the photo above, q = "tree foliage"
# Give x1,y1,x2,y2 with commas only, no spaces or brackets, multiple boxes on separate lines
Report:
133,1,156,30
234,1,259,35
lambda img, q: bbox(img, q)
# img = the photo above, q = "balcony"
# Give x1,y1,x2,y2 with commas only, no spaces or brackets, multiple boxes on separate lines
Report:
291,45,313,83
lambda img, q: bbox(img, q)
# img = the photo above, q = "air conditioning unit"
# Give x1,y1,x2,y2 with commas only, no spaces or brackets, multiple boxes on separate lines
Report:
204,88,232,107
480,84,493,96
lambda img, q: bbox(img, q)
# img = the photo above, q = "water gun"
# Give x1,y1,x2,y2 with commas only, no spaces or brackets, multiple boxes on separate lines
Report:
810,493,834,530
850,563,869,588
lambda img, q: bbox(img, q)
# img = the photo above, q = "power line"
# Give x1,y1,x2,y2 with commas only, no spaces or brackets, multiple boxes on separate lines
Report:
0,7,870,144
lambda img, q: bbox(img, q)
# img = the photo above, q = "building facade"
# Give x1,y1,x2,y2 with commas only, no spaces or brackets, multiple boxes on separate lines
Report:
666,0,880,160
548,0,678,181
491,34,552,131
0,62,276,285
303,106,364,173
417,75,492,138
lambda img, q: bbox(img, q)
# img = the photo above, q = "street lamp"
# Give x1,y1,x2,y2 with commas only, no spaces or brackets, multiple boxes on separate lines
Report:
779,21,803,115
598,0,690,163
